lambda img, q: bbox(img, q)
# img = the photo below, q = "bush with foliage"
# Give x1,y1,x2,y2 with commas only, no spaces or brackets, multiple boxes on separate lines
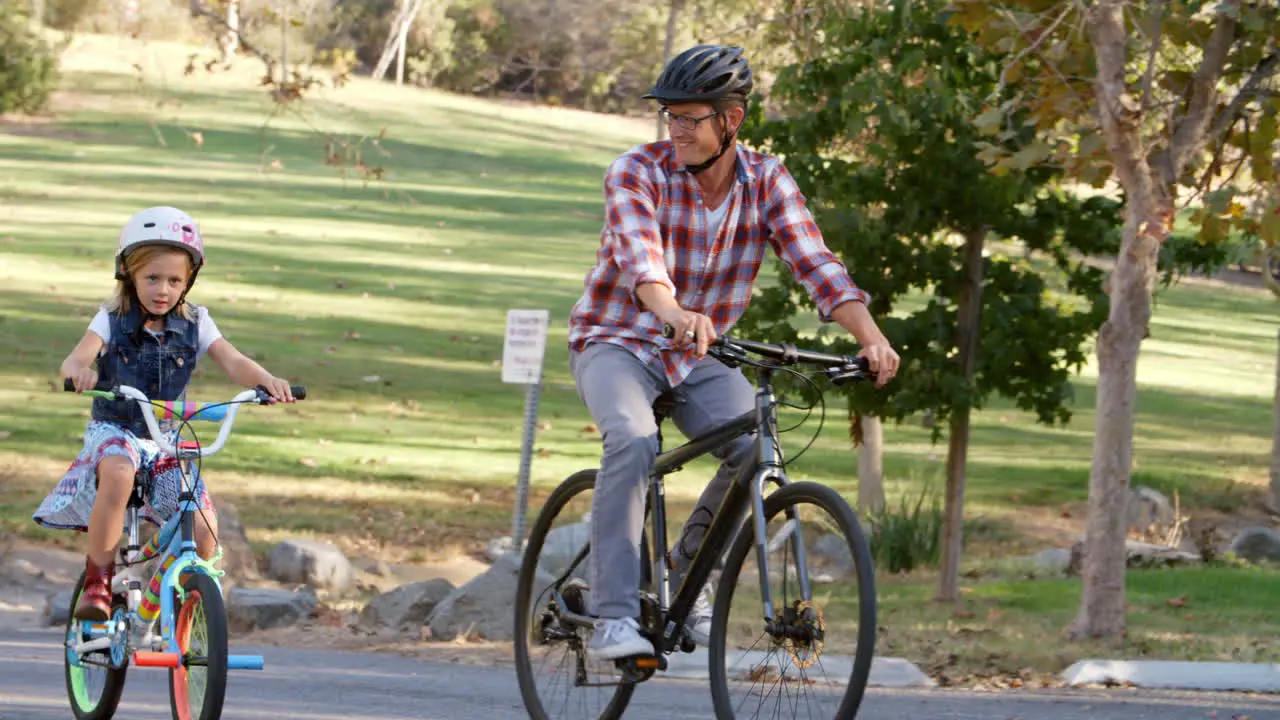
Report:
0,1,59,114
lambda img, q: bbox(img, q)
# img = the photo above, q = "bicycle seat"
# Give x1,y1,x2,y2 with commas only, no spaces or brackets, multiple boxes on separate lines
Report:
178,440,201,451
652,391,680,423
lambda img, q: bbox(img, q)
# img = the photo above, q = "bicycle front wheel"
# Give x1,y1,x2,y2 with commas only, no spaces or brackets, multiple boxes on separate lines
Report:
514,469,635,720
167,572,228,720
710,481,877,720
64,572,129,720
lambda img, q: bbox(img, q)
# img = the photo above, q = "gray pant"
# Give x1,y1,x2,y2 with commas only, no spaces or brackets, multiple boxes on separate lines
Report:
570,342,756,619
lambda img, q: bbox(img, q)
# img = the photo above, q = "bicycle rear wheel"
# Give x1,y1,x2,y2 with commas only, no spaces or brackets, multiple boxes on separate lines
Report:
64,572,129,720
167,572,228,720
710,481,876,720
514,469,635,720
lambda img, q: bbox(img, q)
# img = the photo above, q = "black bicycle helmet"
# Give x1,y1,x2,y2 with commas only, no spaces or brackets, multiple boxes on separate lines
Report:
644,45,753,103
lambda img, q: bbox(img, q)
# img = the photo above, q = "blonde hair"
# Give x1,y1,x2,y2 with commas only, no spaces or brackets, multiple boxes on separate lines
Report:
107,244,195,319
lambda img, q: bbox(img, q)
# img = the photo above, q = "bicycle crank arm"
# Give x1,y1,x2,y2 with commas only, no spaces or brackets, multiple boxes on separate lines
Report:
72,637,113,655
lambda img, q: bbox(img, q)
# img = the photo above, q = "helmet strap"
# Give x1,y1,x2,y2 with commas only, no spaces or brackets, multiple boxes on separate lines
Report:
125,266,199,323
684,115,736,175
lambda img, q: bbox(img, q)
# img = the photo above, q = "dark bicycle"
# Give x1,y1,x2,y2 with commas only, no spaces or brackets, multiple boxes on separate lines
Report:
514,330,878,719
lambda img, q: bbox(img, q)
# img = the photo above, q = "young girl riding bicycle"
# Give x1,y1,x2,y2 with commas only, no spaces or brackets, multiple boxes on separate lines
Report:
32,206,295,622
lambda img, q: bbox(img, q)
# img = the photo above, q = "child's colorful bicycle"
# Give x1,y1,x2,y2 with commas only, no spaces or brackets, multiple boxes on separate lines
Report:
61,379,306,720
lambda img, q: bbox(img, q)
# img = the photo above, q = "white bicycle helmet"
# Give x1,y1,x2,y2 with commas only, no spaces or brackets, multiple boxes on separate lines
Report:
115,206,205,281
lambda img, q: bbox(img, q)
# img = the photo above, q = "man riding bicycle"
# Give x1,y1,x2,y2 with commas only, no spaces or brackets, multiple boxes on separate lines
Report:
567,44,900,661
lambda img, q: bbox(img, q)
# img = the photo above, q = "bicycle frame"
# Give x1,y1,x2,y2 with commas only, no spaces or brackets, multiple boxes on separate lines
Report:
69,384,271,671
648,363,818,654
545,362,817,657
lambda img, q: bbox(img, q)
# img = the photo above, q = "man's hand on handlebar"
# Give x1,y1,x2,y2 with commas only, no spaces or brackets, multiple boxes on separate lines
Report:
659,310,717,357
856,342,899,388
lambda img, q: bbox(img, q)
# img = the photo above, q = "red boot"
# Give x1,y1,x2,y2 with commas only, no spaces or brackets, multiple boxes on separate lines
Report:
74,557,113,621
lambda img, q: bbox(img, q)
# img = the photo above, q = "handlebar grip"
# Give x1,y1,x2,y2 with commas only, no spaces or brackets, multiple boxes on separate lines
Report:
291,385,307,401
661,323,726,347
64,378,112,393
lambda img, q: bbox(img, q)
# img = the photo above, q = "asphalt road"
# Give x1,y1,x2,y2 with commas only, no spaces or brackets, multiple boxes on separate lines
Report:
1,627,1276,719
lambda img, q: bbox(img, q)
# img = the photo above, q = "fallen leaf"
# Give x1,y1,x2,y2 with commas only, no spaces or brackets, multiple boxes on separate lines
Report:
190,131,204,148
299,457,318,468
343,331,361,340
581,424,599,434
0,430,11,439
1166,595,1188,608
269,158,283,171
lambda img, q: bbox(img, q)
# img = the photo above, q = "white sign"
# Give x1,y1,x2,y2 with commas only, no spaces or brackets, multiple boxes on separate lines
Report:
502,309,550,384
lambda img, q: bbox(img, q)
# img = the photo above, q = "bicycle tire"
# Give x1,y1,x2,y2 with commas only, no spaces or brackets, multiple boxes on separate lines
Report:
709,481,877,720
167,572,228,720
64,571,129,720
514,469,635,720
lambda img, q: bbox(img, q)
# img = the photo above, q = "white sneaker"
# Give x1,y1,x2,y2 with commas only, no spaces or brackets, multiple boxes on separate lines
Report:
586,617,653,661
684,583,713,646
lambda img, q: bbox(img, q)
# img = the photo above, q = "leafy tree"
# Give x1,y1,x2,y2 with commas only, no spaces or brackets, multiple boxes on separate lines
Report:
736,0,1120,600
953,0,1280,638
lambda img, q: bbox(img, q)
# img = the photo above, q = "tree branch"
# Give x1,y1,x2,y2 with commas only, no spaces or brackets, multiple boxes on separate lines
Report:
187,0,276,76
703,6,816,42
992,3,1074,102
1206,50,1280,150
1138,0,1165,112
1153,4,1237,188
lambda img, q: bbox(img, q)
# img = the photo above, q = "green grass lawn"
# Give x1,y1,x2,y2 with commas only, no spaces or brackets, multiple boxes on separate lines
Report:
1,33,1277,676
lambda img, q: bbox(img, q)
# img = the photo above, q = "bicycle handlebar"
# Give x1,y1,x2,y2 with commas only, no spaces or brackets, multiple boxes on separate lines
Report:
63,379,307,458
661,325,873,385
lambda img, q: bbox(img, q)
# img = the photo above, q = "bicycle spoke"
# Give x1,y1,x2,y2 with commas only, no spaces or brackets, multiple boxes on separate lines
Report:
711,482,876,719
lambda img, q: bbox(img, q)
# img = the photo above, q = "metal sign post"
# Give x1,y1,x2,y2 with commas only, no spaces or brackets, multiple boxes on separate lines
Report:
502,309,550,548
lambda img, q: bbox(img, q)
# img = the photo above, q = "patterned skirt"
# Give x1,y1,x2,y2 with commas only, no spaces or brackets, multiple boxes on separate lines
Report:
32,421,215,532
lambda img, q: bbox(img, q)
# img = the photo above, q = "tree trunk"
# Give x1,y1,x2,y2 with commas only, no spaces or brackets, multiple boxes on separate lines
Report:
395,16,411,85
1266,251,1280,513
372,0,424,82
279,6,288,85
220,0,239,64
938,227,986,603
852,410,885,515
1070,0,1177,639
655,0,685,141
1272,327,1280,513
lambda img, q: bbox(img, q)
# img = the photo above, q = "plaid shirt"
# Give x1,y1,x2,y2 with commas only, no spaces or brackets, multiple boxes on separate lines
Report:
568,141,871,387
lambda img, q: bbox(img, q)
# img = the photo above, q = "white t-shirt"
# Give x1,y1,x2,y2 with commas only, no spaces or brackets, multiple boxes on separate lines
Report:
706,201,730,243
88,307,222,357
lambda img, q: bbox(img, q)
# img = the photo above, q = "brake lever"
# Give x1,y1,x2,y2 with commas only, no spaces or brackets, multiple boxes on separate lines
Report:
707,342,747,369
253,385,277,405
824,357,875,386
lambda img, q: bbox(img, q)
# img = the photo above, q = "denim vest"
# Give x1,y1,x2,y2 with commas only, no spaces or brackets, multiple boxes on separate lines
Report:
91,304,201,438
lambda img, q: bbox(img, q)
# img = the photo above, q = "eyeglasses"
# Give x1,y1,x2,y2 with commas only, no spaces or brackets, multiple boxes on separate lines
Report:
660,107,720,131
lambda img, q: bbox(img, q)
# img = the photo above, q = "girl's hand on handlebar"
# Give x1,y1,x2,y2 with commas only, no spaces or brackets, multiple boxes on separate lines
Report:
70,368,99,393
259,376,296,403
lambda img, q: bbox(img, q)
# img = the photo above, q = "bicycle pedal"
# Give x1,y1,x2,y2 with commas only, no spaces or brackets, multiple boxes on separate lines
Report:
618,654,666,671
